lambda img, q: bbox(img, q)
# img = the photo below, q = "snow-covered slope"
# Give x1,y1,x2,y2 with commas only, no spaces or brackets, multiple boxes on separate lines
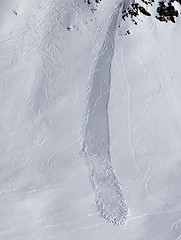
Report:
0,0,181,239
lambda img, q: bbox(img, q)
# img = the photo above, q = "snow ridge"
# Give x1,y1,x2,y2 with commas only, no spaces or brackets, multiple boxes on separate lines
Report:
81,3,128,226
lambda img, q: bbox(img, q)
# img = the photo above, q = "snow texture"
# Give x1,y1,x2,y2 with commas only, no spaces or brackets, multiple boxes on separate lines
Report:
1,0,181,239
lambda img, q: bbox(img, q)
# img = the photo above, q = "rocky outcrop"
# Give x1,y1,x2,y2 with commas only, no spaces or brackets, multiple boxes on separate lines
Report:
122,0,181,25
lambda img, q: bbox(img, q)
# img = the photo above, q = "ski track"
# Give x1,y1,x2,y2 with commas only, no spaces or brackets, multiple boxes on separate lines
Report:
81,3,128,226
172,219,181,238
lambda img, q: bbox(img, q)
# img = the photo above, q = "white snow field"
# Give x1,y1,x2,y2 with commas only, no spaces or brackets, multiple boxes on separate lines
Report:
0,0,181,239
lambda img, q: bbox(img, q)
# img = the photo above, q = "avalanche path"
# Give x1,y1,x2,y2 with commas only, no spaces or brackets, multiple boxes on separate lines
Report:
81,3,128,226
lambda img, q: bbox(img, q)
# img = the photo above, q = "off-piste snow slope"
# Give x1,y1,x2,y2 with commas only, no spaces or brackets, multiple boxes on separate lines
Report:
0,0,181,239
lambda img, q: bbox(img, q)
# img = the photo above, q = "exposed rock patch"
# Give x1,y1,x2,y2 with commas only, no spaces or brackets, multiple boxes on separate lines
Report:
122,1,152,25
84,0,103,12
156,1,179,23
122,0,181,26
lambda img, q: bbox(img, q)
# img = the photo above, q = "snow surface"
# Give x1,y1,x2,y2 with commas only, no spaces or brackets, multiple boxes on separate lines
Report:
0,0,181,239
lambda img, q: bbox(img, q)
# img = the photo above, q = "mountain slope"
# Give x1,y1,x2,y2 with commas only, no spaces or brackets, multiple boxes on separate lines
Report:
0,0,181,239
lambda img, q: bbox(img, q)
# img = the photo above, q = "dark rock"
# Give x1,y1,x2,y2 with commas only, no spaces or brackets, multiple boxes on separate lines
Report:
139,6,151,16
